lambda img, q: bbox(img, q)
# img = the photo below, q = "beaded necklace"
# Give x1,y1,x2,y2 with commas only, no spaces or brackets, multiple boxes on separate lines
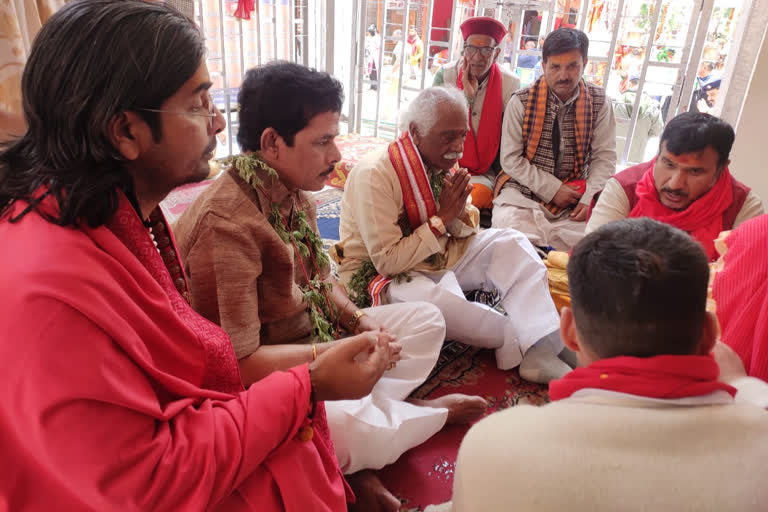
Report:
230,153,339,342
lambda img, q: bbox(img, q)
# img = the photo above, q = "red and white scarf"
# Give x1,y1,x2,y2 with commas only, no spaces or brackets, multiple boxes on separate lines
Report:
629,158,734,260
368,132,437,306
456,63,503,177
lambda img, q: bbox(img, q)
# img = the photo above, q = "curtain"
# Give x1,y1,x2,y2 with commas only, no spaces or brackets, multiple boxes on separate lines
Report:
0,0,64,137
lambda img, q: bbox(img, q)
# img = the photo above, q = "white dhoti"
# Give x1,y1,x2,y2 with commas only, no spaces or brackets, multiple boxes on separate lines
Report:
326,302,449,474
384,229,562,370
492,187,586,251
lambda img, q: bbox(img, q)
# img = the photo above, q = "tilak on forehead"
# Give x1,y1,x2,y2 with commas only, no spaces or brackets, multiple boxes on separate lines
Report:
460,16,507,43
664,150,711,166
546,52,584,64
674,154,697,165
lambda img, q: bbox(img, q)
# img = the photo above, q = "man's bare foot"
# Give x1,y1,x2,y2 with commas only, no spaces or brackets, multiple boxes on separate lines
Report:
347,469,401,512
408,393,488,424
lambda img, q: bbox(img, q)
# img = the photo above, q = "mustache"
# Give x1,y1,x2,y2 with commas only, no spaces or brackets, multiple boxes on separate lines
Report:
661,187,687,198
443,152,463,160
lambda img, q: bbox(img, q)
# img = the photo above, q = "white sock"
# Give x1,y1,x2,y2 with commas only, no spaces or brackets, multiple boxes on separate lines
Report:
558,346,578,368
519,332,572,384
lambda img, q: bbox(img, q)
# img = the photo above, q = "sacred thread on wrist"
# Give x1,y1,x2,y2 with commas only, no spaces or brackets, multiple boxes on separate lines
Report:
312,343,317,361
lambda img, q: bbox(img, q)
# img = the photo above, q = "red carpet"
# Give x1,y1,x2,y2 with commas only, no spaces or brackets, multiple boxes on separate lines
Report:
379,343,550,511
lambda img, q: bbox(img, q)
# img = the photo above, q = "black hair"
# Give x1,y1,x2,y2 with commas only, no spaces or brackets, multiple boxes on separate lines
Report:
568,218,710,359
237,61,344,151
660,112,734,168
542,28,588,62
0,0,204,227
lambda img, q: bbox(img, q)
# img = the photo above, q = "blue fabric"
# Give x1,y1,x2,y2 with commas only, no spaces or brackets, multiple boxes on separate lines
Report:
517,55,539,69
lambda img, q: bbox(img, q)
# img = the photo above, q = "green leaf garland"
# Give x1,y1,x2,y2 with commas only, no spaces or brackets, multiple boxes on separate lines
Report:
231,153,336,342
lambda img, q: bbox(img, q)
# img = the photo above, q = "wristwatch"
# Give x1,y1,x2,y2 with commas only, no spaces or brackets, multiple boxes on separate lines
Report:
429,215,446,237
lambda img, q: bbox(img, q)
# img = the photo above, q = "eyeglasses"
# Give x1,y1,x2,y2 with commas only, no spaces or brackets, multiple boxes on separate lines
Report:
137,92,219,127
463,45,497,58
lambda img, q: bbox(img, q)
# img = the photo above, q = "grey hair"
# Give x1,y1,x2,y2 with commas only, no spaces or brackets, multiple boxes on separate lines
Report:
398,86,468,134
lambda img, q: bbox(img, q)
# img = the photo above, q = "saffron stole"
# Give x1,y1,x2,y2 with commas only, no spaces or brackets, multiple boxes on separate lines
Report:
368,132,438,306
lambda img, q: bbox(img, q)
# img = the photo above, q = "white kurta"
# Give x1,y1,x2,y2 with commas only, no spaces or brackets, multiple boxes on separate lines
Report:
326,302,448,474
338,149,562,371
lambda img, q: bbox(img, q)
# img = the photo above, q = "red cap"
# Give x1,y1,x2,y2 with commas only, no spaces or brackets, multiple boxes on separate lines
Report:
460,17,507,44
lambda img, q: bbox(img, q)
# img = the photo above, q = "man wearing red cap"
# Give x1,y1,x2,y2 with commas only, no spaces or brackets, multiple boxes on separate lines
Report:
493,28,616,251
434,16,520,212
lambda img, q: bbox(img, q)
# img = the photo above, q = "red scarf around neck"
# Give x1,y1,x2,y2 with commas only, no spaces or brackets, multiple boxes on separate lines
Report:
629,158,734,260
549,355,736,401
456,62,503,176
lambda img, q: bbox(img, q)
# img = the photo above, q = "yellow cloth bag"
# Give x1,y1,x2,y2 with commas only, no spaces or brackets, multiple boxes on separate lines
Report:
545,251,571,313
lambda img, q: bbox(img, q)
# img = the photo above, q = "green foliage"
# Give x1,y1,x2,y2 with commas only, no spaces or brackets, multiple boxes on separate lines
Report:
346,260,412,309
230,154,278,189
347,260,378,308
303,280,336,342
430,171,445,203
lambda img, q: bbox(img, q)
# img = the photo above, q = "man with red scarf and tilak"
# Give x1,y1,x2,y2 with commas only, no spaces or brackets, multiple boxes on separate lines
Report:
587,112,764,261
433,17,521,213
434,218,768,512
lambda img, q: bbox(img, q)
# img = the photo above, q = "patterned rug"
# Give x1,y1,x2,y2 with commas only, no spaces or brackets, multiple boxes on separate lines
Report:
160,180,213,225
328,134,389,189
314,188,344,243
382,348,549,511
